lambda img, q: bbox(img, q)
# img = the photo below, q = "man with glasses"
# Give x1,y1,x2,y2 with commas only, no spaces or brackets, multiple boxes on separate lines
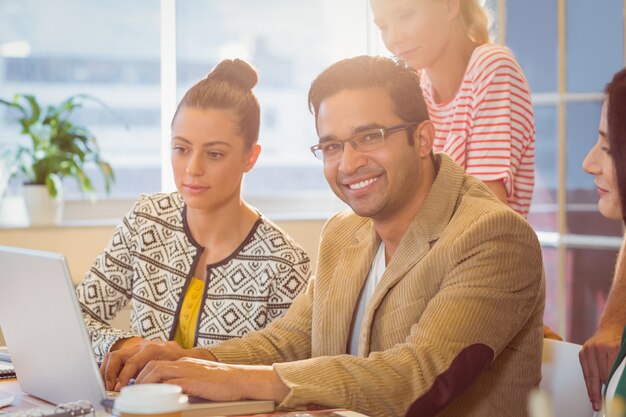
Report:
102,56,545,417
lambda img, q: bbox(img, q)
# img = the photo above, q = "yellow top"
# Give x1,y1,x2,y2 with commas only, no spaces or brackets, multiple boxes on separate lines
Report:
173,277,205,349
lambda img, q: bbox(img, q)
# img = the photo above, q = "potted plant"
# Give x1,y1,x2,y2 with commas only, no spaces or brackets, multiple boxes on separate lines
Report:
0,93,117,225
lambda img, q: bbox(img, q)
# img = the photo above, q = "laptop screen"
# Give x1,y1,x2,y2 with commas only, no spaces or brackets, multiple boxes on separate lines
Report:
0,245,276,416
0,245,108,408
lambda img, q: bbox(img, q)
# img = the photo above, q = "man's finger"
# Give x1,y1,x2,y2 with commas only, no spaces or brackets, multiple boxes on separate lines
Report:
135,360,176,384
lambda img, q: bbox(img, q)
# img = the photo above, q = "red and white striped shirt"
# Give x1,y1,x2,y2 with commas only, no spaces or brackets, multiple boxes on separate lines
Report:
421,44,535,218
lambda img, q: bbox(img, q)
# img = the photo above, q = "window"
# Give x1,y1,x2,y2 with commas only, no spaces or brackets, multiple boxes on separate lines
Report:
566,0,623,93
0,0,367,216
175,0,367,214
506,0,558,93
0,0,161,200
529,105,558,232
501,0,625,341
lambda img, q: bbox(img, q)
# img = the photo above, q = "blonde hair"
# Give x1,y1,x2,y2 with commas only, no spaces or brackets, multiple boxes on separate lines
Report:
459,0,491,44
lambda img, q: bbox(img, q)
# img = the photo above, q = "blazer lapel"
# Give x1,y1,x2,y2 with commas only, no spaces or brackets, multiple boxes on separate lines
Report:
357,153,466,356
356,223,432,356
317,220,379,356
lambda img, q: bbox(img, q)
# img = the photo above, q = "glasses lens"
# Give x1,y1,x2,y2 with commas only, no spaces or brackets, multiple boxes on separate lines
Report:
355,129,385,151
319,141,343,160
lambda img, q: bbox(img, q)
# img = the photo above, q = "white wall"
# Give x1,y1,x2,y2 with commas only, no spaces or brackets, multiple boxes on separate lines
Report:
0,219,326,346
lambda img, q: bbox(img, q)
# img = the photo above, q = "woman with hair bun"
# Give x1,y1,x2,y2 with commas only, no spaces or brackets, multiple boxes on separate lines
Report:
75,59,311,389
370,0,535,219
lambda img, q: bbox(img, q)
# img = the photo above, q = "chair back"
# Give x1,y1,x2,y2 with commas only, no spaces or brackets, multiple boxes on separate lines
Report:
540,338,595,417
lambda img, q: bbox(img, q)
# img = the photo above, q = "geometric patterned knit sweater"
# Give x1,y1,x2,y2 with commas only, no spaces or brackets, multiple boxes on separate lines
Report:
75,192,311,361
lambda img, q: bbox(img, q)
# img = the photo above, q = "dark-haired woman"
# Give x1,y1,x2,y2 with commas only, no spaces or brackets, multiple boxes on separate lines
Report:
580,67,626,413
75,59,310,390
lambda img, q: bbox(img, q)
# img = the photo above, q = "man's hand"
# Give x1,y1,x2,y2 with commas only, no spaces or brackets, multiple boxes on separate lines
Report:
135,357,289,404
579,326,623,411
101,339,206,391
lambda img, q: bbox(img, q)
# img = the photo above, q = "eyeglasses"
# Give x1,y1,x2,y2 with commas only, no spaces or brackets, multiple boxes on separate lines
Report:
310,122,419,161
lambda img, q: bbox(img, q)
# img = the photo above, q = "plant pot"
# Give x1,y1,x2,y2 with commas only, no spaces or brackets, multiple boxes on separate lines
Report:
22,184,63,225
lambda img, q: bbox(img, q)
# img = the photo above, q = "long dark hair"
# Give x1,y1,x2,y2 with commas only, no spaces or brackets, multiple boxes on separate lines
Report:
605,67,626,224
173,59,260,148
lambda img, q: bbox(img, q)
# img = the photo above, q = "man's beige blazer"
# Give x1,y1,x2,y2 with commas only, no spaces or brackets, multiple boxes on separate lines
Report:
207,153,545,417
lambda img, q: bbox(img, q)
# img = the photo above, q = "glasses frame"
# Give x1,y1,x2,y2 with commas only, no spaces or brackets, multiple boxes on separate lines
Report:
310,121,419,161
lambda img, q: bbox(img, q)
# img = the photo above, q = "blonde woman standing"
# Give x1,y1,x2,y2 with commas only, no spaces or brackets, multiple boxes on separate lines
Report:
371,0,535,218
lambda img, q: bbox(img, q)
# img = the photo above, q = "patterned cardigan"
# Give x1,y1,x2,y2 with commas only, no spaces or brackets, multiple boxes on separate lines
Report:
76,192,311,361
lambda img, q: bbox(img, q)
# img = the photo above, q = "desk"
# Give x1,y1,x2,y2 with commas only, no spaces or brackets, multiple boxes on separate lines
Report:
0,379,368,417
0,378,52,413
0,378,111,416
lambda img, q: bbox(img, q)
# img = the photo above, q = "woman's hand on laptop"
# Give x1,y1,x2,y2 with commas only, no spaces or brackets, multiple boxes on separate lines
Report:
101,339,203,391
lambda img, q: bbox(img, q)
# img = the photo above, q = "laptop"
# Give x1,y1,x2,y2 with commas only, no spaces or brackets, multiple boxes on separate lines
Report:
0,245,275,415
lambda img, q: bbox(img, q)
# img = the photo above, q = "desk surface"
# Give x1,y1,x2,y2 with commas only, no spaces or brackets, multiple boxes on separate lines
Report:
0,378,369,417
0,378,111,416
1,378,50,411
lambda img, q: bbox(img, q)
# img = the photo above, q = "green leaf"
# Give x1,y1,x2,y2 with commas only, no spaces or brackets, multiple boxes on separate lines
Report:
45,173,63,198
0,97,27,119
22,95,41,127
99,160,115,193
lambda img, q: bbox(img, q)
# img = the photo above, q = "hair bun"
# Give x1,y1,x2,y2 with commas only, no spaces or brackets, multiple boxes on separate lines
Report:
207,59,258,90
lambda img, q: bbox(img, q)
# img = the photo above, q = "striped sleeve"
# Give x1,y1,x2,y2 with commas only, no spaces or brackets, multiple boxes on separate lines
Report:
465,47,535,217
422,44,535,218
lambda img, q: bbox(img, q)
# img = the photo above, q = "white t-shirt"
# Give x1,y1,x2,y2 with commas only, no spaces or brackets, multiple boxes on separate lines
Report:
348,242,386,355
